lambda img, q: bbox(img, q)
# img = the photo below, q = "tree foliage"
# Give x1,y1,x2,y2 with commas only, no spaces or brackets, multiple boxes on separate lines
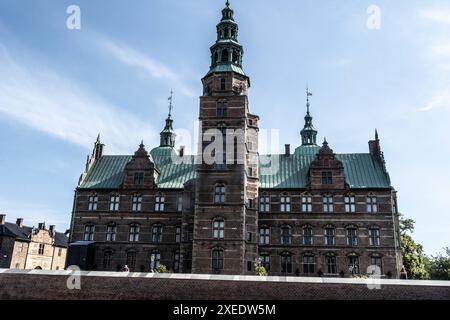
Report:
428,248,450,280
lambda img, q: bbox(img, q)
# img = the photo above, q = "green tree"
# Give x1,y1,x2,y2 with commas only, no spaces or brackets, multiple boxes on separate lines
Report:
399,216,429,279
428,248,450,280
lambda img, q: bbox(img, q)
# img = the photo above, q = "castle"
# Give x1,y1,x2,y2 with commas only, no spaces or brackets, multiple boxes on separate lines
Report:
67,1,402,277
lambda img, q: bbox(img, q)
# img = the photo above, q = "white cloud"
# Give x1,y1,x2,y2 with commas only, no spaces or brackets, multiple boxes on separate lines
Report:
420,92,450,111
0,45,157,154
419,8,450,25
99,37,196,98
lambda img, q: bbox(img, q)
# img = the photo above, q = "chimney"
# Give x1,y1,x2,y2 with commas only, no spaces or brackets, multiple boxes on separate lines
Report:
0,214,5,225
179,146,185,157
16,218,23,228
38,222,45,230
285,144,291,157
369,129,381,157
49,225,56,236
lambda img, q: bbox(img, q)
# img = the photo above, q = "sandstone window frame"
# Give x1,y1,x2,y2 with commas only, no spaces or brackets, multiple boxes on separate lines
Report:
369,226,381,247
175,225,182,243
322,194,334,213
173,250,181,273
133,172,144,185
126,250,137,269
347,253,360,275
346,225,359,246
280,193,291,213
106,223,117,242
370,254,383,274
302,253,315,274
214,184,226,204
281,225,292,245
83,224,95,241
38,243,45,255
301,194,313,213
259,193,270,213
128,224,140,242
176,193,183,212
132,193,143,212
302,225,314,245
325,253,337,274
213,218,225,240
344,194,356,213
212,248,224,271
366,195,378,213
102,250,113,269
324,224,336,246
281,252,293,274
321,171,333,185
260,253,270,271
150,250,161,270
259,226,270,245
152,224,164,243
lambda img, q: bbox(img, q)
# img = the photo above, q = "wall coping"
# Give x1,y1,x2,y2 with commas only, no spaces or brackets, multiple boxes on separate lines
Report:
1,269,449,287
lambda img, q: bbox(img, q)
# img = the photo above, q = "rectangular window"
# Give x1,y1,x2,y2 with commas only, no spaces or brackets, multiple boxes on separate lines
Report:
126,252,137,269
88,194,98,211
217,101,228,117
18,242,24,253
302,255,315,274
281,255,292,273
132,194,143,212
303,227,313,245
152,225,163,243
109,194,120,212
347,228,358,246
177,193,183,212
324,228,336,246
259,227,270,245
106,225,117,242
154,194,165,212
58,248,62,257
212,250,224,271
38,244,45,255
348,256,360,274
103,252,112,269
280,195,291,212
322,171,333,185
281,227,292,245
260,254,270,271
213,220,225,239
367,196,378,213
129,225,140,242
345,196,356,213
369,228,381,247
84,225,95,241
326,255,337,274
133,172,144,185
323,195,334,213
214,186,226,204
150,252,161,270
370,256,383,273
259,195,270,213
220,78,226,91
173,252,181,272
176,226,182,243
301,196,312,213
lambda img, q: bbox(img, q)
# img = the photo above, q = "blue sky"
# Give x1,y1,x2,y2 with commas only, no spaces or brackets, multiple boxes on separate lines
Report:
0,0,449,256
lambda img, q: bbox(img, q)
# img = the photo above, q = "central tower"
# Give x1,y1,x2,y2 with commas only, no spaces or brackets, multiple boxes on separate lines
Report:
192,1,260,275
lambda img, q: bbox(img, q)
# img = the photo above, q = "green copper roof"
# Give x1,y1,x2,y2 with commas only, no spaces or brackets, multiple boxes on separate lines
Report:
207,64,246,77
79,150,391,190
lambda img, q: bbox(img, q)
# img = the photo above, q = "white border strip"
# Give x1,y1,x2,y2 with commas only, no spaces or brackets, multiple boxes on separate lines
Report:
1,269,449,287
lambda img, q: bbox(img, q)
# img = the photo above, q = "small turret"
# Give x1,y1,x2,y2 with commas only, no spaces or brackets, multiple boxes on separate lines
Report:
78,134,105,186
300,88,318,146
159,90,176,148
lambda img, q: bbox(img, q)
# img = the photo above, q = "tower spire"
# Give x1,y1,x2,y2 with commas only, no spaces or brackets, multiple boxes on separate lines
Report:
159,91,176,148
300,87,318,146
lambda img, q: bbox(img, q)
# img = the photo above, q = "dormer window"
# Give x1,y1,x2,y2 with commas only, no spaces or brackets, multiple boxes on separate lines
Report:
134,172,144,185
322,171,333,185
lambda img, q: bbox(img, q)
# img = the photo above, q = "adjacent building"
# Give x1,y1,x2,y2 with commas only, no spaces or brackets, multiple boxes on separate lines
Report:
68,2,402,277
0,214,68,270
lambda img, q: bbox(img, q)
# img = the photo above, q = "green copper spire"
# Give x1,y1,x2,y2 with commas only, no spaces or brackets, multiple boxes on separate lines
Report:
301,88,318,146
159,90,176,148
207,1,245,76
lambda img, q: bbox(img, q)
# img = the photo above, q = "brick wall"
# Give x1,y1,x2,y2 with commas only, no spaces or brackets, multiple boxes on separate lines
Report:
0,270,449,300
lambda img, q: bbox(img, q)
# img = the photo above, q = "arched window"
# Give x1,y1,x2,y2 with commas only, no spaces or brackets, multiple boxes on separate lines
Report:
106,223,117,242
232,50,238,63
150,250,161,270
345,194,356,213
221,49,229,62
280,193,291,212
83,224,95,241
217,100,228,117
302,225,313,245
212,248,224,271
347,253,360,275
152,224,163,243
214,51,219,63
154,192,165,212
301,193,312,213
281,225,292,245
214,184,226,204
369,226,381,247
213,218,225,239
281,252,292,274
302,253,315,274
129,224,140,242
224,27,229,37
260,252,270,271
370,254,383,274
367,195,378,213
346,225,358,246
259,193,270,213
132,193,143,212
109,193,120,211
325,253,337,274
324,224,336,246
88,193,98,211
102,250,113,269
